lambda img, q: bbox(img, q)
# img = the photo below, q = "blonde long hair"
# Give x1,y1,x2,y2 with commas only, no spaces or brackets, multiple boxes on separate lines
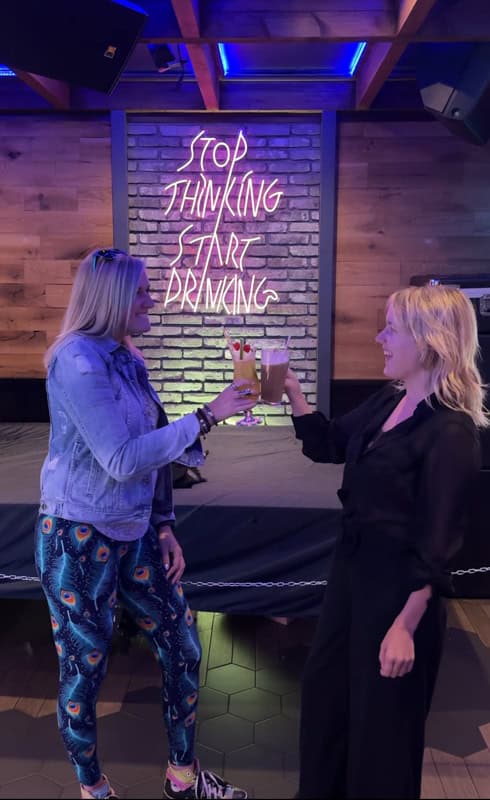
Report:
44,249,144,368
389,284,489,428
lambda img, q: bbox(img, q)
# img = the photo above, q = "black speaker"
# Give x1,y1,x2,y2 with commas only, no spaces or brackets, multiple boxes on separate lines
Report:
417,43,490,146
0,0,148,94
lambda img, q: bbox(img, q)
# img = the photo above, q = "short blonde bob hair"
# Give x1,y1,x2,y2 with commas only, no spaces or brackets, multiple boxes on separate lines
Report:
388,284,489,428
44,249,144,368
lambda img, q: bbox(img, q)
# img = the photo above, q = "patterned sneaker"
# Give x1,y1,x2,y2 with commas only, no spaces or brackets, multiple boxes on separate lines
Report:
163,760,247,799
80,774,118,799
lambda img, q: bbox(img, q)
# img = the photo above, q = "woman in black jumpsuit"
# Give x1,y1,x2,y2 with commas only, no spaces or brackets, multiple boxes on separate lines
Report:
286,285,486,799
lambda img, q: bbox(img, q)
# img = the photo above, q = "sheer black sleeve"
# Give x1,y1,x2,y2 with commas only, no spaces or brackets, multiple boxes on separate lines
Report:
409,418,481,596
292,385,395,464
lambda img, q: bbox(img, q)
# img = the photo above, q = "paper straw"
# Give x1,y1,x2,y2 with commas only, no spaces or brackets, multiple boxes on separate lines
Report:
224,328,234,356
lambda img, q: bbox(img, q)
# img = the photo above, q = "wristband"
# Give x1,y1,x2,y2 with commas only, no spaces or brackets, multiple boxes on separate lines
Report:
203,403,218,426
195,408,212,436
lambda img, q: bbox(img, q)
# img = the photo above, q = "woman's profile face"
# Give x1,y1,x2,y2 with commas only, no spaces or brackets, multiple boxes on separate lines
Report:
375,303,424,383
127,268,154,337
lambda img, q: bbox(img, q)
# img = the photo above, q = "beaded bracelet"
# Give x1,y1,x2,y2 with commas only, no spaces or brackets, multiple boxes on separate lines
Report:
203,403,218,426
195,407,212,436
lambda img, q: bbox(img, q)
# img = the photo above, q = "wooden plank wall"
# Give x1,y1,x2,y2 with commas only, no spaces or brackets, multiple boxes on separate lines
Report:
0,115,113,377
1,114,490,381
335,119,490,379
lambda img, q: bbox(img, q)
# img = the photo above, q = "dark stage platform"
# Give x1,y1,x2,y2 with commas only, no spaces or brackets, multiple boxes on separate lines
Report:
0,423,488,613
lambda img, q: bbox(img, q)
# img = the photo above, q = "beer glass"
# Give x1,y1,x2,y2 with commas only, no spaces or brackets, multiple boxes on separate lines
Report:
260,345,289,405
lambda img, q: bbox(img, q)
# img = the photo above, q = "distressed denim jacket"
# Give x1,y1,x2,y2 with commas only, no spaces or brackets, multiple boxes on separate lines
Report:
40,333,203,540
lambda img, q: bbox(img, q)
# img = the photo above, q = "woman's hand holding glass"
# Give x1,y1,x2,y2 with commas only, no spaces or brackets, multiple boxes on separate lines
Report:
207,380,257,423
284,368,312,416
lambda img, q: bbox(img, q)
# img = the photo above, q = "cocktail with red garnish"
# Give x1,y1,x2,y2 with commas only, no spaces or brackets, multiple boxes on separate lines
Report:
225,333,262,426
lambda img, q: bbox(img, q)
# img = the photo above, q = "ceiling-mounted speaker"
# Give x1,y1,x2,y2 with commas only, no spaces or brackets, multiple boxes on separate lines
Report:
0,0,148,94
417,43,490,146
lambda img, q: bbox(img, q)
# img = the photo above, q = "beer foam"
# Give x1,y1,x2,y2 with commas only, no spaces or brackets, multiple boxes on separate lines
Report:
261,347,289,366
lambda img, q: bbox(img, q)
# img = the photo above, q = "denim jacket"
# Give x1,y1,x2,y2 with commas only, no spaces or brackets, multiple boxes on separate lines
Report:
40,332,204,540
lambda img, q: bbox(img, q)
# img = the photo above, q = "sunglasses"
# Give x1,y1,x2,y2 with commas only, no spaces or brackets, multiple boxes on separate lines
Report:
91,248,127,272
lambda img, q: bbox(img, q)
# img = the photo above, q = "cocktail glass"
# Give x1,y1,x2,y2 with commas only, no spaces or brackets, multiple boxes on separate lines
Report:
233,353,261,426
225,332,262,426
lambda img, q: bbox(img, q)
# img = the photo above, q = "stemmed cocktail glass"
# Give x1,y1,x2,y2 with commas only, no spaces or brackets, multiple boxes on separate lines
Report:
225,333,262,426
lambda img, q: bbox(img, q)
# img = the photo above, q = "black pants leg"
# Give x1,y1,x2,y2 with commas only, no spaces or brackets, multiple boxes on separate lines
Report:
297,551,351,798
297,540,446,800
346,572,446,800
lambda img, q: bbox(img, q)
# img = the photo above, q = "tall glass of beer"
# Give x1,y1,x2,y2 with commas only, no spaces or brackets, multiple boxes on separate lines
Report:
260,345,289,405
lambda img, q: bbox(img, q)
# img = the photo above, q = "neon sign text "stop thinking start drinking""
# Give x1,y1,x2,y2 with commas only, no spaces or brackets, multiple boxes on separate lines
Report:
162,129,284,314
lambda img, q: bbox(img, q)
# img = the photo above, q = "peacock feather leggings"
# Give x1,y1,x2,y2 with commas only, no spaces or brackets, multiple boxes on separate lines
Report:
35,514,201,786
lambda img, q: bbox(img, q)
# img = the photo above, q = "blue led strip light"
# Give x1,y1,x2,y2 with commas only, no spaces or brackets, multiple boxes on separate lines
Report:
349,42,367,75
217,43,229,76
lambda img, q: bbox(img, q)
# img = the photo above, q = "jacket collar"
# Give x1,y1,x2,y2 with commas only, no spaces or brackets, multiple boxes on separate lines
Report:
70,332,124,355
95,335,125,355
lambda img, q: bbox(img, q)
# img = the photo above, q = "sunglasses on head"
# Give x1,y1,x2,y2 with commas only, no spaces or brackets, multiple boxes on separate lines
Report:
91,248,127,272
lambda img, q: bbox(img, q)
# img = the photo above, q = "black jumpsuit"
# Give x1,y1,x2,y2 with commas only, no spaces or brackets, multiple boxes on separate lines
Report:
293,384,481,799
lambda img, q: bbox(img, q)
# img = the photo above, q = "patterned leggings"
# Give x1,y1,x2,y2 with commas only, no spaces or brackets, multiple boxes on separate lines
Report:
35,515,201,786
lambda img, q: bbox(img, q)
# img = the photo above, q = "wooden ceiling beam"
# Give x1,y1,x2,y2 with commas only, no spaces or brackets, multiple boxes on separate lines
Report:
69,79,204,111
5,78,417,114
355,0,438,109
0,76,422,114
170,0,220,110
398,0,437,32
13,71,70,110
415,0,490,41
355,41,405,110
199,1,396,41
143,0,490,45
65,78,355,112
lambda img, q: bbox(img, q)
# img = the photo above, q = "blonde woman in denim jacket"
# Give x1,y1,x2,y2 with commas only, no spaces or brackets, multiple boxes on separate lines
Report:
36,249,254,800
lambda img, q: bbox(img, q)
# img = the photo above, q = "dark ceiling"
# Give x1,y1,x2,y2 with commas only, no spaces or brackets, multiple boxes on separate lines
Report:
0,0,488,115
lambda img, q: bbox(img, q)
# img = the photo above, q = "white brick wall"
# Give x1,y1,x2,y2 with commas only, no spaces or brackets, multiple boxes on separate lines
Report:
127,116,321,423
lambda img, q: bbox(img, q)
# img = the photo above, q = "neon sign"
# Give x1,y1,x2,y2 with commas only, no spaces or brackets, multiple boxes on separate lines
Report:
162,130,283,314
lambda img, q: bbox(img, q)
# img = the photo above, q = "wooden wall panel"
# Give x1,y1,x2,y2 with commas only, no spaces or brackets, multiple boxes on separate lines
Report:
1,113,489,383
335,119,490,379
0,115,113,377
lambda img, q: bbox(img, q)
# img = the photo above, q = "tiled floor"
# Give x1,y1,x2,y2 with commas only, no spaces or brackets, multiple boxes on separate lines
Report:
1,596,490,798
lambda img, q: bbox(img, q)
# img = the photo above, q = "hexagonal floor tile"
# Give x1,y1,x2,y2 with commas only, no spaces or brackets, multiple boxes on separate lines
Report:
120,686,163,724
40,758,77,786
255,715,299,755
282,690,301,720
0,710,59,767
206,664,255,694
124,775,162,799
198,686,229,720
198,713,254,752
225,742,283,772
195,742,225,775
0,774,63,799
224,744,289,800
229,688,281,722
256,667,299,696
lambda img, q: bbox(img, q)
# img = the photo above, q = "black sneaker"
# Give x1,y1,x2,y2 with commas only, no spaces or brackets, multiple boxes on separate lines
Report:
163,762,247,799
